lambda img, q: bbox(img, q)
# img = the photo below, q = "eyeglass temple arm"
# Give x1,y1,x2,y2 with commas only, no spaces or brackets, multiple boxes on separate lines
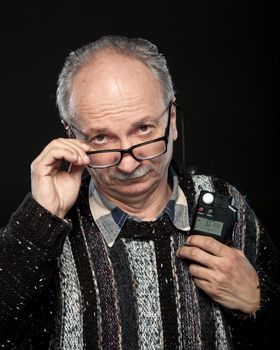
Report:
61,119,77,139
172,103,187,169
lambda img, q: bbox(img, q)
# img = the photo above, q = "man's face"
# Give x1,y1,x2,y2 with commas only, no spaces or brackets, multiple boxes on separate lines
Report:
70,52,177,202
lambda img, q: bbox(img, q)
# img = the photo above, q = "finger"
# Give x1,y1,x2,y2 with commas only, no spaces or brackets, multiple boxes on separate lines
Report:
192,278,214,296
176,245,217,267
32,146,89,176
35,138,90,163
188,263,211,281
59,138,91,159
35,139,90,167
188,263,223,283
185,235,230,257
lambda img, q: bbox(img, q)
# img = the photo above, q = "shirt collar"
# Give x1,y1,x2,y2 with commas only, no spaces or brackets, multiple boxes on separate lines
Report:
88,165,190,247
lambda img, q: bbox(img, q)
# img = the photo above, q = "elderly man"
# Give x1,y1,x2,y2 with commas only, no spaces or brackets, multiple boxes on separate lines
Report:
0,35,279,349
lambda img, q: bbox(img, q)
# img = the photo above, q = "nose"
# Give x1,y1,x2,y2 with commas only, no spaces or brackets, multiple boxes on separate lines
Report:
116,151,141,173
116,138,141,173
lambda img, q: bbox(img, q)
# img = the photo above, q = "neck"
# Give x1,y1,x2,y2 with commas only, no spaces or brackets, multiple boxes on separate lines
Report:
117,183,172,220
97,174,172,221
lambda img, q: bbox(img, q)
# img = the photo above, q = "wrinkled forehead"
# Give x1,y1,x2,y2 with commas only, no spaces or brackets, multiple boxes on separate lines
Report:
69,53,165,122
71,102,171,138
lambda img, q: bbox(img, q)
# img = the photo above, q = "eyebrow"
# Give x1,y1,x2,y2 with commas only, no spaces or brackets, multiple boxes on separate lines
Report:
72,115,161,137
131,116,160,128
71,124,108,137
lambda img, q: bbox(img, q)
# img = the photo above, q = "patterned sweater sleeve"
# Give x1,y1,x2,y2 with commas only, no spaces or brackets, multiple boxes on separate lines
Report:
0,193,71,334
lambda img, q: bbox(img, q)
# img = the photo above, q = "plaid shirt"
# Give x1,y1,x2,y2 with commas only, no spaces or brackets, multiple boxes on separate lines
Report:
88,166,190,247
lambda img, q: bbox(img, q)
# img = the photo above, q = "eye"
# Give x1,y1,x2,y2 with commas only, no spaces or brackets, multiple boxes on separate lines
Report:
92,134,108,144
138,124,153,133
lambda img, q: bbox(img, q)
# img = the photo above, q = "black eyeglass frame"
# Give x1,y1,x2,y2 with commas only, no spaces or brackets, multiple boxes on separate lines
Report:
63,100,175,169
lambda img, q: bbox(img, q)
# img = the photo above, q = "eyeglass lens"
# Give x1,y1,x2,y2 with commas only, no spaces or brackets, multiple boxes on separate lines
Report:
88,139,166,168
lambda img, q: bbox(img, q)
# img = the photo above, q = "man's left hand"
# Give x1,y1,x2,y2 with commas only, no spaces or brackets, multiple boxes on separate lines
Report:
176,235,260,314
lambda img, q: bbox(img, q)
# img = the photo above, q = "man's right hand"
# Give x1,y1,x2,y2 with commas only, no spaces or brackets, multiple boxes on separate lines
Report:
31,138,91,218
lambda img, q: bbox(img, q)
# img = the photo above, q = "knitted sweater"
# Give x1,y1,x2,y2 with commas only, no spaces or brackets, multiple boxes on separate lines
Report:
0,162,280,349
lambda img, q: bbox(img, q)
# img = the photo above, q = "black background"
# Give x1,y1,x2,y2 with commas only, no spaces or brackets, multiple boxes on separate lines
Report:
0,1,279,252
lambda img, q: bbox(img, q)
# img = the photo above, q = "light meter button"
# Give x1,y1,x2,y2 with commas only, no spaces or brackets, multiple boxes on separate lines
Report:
202,192,214,204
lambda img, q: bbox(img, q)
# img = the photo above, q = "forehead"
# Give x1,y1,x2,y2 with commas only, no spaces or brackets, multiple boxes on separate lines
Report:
72,52,162,97
69,52,166,127
73,105,169,138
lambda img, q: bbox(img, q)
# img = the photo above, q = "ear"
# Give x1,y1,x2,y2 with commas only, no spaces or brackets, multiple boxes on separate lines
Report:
61,119,72,138
170,100,178,141
64,126,72,139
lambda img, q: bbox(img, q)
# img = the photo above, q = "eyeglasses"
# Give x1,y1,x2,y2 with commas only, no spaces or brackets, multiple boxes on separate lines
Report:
64,101,174,169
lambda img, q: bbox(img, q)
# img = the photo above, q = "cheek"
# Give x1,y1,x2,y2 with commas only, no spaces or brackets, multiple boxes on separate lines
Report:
161,141,173,167
88,168,111,184
149,151,171,176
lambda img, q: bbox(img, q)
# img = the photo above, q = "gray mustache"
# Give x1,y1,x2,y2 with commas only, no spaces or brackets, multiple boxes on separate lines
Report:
111,165,153,181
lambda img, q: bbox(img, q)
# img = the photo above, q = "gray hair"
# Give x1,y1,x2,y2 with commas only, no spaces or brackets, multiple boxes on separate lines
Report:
56,34,175,123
